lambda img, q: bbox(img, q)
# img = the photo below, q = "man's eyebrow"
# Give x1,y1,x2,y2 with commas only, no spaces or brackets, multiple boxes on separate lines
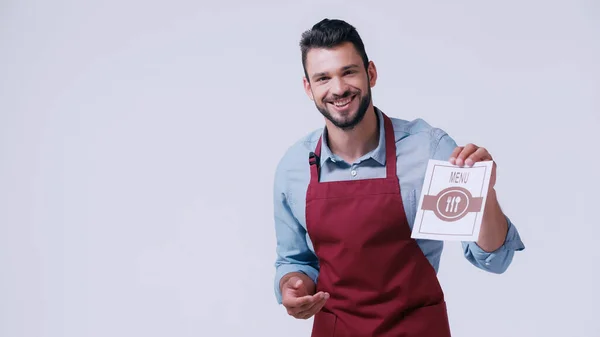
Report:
341,64,360,71
311,64,361,80
312,71,328,80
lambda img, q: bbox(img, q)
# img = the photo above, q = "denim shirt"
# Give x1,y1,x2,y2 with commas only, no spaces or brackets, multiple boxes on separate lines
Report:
272,107,525,304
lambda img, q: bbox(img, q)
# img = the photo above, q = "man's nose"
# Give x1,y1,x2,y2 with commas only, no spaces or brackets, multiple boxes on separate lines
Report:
330,77,349,96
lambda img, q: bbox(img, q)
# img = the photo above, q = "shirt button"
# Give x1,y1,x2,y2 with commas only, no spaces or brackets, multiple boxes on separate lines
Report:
351,170,357,176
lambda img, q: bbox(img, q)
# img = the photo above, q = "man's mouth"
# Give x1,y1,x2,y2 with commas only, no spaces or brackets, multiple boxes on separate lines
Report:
328,94,356,109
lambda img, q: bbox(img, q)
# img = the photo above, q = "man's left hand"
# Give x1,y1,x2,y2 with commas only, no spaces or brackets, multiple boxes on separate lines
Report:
449,143,496,189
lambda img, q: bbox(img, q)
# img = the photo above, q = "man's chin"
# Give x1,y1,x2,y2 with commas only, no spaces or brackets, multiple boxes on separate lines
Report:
331,112,355,122
329,115,361,130
316,103,364,130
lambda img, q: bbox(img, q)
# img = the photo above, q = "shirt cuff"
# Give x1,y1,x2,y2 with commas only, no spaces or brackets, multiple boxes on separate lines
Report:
274,264,319,304
463,215,525,273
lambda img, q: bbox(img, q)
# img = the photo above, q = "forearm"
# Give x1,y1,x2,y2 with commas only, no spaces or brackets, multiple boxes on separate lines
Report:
477,188,508,252
279,272,316,295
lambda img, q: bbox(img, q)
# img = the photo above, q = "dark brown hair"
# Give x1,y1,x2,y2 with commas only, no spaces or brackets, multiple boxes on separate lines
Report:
299,18,370,82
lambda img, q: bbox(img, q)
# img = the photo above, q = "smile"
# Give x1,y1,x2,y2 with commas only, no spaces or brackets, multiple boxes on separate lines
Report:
328,94,356,108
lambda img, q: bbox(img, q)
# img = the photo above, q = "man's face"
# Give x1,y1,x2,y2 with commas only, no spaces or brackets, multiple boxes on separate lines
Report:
303,42,377,130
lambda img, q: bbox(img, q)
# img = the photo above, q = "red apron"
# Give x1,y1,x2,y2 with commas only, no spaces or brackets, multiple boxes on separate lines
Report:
306,113,452,337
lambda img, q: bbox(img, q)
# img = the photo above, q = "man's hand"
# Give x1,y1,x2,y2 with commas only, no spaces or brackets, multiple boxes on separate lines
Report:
449,143,496,189
280,273,329,319
449,143,508,252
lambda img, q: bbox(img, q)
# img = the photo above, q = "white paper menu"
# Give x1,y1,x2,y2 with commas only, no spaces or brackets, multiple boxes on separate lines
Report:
411,160,494,241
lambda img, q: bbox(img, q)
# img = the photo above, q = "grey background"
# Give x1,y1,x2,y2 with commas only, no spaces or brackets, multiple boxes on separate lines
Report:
1,0,598,336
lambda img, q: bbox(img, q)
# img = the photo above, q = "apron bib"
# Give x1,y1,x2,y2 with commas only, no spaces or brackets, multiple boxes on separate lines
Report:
306,113,452,337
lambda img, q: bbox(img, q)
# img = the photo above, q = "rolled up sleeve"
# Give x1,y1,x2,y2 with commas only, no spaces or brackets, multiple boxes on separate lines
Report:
431,130,525,274
462,215,525,273
274,259,319,304
272,164,319,304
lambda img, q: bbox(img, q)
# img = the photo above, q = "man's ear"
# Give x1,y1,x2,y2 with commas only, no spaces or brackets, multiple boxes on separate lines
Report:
303,77,314,101
367,61,378,88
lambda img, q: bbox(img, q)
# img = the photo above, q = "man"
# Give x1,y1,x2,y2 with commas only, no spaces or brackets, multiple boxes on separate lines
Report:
272,18,525,336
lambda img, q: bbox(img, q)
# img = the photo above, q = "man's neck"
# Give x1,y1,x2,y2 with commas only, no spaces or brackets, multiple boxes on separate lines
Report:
325,106,379,164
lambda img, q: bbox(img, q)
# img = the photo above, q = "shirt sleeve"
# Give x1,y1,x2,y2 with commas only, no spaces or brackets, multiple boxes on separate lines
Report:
432,131,525,274
272,161,320,304
461,216,525,273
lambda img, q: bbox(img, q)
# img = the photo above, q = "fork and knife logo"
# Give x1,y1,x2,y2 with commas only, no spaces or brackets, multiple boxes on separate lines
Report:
446,195,462,213
421,186,484,222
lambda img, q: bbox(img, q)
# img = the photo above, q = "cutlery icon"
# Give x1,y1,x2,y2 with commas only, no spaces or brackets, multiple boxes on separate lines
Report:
453,196,461,213
445,196,452,212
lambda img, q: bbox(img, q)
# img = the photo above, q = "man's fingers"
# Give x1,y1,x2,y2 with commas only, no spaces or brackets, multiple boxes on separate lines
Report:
284,292,329,318
309,297,328,314
282,295,311,309
465,147,492,166
295,295,329,319
448,146,463,165
455,143,478,166
298,292,328,311
296,299,325,318
283,292,326,310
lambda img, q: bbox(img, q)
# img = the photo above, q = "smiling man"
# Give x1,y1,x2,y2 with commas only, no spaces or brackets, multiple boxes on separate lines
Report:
272,18,525,336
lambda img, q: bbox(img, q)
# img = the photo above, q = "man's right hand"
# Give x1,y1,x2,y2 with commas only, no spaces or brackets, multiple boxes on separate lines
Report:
280,273,329,320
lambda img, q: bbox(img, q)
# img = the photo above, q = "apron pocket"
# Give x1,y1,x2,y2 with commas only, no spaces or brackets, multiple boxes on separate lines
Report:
311,310,337,337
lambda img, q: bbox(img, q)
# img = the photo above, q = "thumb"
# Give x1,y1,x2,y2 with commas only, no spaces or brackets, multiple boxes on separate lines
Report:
286,276,303,290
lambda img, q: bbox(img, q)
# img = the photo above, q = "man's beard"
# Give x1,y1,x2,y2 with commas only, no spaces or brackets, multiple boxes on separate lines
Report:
315,86,372,131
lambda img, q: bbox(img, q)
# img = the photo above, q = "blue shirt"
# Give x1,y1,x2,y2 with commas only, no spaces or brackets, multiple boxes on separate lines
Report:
272,107,525,304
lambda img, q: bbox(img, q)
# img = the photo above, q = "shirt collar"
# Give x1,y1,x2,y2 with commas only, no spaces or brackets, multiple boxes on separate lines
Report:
320,107,387,166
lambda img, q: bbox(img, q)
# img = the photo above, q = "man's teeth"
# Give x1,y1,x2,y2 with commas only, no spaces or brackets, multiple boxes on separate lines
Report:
332,96,353,107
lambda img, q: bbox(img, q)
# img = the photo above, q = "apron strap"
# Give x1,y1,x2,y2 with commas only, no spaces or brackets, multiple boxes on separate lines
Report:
382,113,398,179
308,112,397,183
309,149,321,184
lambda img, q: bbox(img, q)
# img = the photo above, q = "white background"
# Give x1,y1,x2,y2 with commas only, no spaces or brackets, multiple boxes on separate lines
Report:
1,1,599,336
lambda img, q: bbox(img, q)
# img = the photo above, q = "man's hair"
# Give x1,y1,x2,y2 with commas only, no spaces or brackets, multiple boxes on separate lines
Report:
299,18,370,81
